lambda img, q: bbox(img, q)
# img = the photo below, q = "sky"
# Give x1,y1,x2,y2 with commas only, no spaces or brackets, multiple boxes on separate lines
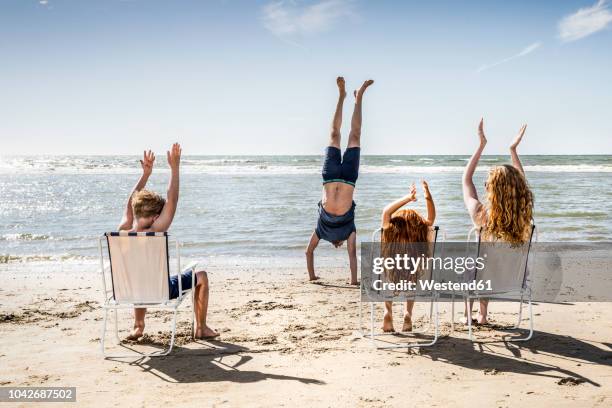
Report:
1,0,611,155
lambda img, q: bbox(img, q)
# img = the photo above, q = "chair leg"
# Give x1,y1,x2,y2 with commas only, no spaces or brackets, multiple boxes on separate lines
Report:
450,292,455,333
113,309,121,344
514,293,524,329
100,308,109,357
467,297,474,341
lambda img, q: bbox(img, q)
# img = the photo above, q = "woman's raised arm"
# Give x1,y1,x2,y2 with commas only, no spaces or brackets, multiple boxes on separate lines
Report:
462,118,486,224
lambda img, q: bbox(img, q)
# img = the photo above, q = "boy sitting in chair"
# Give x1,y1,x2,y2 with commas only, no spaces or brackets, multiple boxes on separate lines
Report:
118,144,218,340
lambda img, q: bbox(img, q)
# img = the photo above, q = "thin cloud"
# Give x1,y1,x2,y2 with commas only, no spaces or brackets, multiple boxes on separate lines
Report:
477,42,542,73
559,0,612,41
261,0,357,37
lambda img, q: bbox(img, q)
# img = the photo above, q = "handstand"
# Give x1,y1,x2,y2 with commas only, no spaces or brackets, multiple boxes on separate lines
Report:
118,145,219,340
305,76,374,285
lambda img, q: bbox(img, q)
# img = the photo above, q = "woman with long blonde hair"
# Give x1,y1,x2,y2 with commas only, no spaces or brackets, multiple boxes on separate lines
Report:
462,118,534,324
381,181,435,332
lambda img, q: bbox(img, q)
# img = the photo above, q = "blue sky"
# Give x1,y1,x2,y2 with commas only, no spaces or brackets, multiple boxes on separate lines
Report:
1,0,611,155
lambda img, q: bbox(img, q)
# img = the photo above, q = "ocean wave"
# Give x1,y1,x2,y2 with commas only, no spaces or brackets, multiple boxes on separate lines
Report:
1,156,611,175
1,233,51,241
0,254,94,264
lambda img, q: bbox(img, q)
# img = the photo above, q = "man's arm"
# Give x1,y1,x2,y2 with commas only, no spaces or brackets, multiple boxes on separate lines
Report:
306,231,320,281
118,150,155,230
510,124,527,176
422,180,436,226
151,143,181,232
463,118,486,224
381,183,417,229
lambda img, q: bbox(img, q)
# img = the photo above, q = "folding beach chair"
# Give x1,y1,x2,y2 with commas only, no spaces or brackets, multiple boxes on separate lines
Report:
453,225,537,342
98,232,196,358
359,226,440,349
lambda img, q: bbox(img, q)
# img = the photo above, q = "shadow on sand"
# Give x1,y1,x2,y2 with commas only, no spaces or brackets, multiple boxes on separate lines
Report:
396,328,611,387
108,340,325,385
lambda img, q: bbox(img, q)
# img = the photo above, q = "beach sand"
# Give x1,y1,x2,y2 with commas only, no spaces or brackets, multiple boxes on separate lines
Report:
1,265,610,407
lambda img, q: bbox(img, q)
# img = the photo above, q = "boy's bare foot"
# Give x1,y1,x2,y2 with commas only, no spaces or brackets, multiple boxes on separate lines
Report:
476,313,488,325
336,76,347,98
195,325,219,339
402,314,413,332
382,311,395,332
126,326,144,341
354,79,374,99
308,275,321,282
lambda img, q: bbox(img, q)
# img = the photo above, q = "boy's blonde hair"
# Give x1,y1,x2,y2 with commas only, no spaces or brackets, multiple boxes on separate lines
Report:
131,190,165,218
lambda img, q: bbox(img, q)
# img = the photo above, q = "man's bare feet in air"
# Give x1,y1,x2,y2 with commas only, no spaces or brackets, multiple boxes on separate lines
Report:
354,79,374,100
382,311,395,332
126,325,144,341
195,325,219,340
337,76,347,99
402,313,413,332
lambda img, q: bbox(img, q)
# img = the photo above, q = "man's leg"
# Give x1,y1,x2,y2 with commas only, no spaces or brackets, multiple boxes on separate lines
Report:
347,79,374,148
194,271,219,339
127,308,146,340
347,231,358,285
329,76,346,148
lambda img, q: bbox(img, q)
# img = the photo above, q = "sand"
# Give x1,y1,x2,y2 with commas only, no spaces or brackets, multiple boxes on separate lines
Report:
0,264,611,407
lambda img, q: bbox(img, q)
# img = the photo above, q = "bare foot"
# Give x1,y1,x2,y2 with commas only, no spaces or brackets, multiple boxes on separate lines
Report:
126,326,144,341
402,314,413,332
349,280,359,286
382,311,395,332
195,325,219,339
308,275,321,282
476,313,488,325
336,76,347,98
354,79,374,99
460,316,475,325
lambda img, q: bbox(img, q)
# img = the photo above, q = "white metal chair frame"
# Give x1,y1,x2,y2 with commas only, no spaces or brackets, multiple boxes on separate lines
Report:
359,226,441,349
451,225,537,342
98,232,196,358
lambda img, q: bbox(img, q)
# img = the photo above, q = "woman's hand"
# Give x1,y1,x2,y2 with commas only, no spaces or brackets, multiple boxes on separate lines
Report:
510,124,527,151
422,180,431,199
478,117,487,147
140,150,155,176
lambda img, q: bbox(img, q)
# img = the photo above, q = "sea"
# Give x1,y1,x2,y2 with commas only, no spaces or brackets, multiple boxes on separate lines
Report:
1,155,611,272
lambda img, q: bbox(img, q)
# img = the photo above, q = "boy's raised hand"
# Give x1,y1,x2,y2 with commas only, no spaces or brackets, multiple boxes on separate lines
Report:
140,150,155,176
167,143,182,171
